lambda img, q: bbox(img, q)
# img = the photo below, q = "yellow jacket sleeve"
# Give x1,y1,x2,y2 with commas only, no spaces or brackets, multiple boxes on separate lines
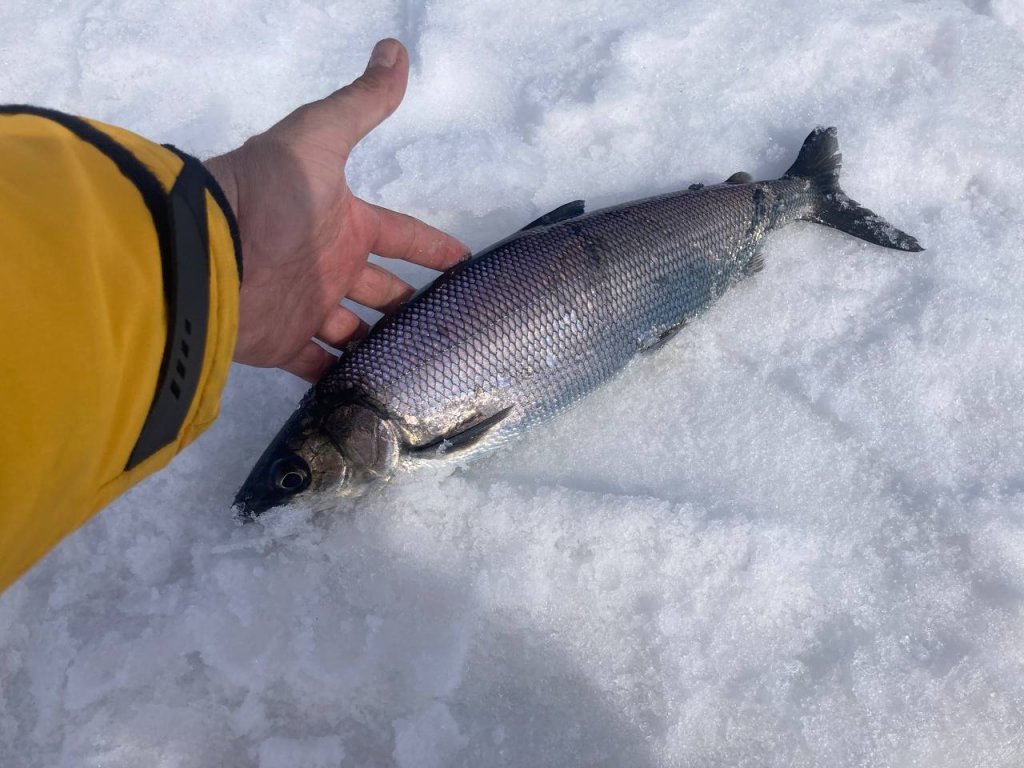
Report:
0,107,241,593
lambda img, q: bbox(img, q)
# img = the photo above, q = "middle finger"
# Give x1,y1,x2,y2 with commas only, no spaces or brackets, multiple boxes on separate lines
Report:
346,262,415,315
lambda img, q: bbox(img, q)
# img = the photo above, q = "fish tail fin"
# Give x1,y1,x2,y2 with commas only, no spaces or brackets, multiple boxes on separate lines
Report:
784,126,923,252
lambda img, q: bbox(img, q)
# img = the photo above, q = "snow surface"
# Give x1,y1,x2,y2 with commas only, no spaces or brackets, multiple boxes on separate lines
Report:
3,0,1024,766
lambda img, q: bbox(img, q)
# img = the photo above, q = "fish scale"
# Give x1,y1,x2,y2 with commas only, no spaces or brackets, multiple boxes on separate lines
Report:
324,179,815,449
234,127,923,517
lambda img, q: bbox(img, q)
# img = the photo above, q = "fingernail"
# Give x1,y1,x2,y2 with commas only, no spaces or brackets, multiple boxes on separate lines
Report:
367,39,399,70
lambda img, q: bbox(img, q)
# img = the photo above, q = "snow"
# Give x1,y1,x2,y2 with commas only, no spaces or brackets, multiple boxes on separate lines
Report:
3,0,1024,765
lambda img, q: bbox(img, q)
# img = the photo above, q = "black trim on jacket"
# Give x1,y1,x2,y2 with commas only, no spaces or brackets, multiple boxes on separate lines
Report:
0,105,228,469
164,144,243,282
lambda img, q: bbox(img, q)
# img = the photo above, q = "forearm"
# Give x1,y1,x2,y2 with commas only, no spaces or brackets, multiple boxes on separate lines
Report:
0,107,241,593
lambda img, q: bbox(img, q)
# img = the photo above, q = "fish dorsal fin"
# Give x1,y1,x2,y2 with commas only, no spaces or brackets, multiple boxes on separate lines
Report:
520,200,585,231
725,171,753,184
411,406,513,457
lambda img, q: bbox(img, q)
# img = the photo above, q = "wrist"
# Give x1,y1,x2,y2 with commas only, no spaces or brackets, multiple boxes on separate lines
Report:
202,152,240,227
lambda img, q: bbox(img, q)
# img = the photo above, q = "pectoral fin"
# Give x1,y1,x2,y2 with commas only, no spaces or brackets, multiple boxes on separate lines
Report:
411,406,514,457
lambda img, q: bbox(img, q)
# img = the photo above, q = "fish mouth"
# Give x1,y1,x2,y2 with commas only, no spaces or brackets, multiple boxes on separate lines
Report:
231,500,253,521
231,491,280,521
231,474,313,520
232,402,321,520
232,484,307,520
232,457,311,520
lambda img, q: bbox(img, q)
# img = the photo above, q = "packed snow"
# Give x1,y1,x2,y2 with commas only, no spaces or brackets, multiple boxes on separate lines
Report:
3,0,1024,765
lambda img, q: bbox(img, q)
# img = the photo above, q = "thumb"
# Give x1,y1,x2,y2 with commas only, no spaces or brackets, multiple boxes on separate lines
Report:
284,39,410,156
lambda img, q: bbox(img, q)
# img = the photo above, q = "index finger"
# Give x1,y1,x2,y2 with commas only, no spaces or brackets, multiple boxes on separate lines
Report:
367,202,469,270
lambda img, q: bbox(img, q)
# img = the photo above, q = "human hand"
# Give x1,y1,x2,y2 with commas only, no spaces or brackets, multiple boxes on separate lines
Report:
204,38,468,381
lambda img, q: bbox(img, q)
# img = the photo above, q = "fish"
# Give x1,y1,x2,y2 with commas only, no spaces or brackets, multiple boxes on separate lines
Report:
233,127,922,518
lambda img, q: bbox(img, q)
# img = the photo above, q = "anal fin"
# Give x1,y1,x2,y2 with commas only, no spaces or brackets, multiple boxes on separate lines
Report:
638,320,687,353
743,253,765,276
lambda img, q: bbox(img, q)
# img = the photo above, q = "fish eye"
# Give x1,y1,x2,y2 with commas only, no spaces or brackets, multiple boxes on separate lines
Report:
269,456,311,494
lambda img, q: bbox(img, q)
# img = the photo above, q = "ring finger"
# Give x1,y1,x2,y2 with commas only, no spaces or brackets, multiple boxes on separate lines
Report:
316,303,370,351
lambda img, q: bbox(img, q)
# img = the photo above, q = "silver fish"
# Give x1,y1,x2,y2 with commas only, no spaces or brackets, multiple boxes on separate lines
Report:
234,127,921,517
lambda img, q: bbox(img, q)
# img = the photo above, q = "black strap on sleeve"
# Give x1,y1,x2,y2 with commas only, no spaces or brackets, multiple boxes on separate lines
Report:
126,154,211,469
165,144,243,282
0,106,234,469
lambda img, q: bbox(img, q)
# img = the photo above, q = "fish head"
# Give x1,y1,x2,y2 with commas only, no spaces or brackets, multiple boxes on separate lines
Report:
233,399,401,519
